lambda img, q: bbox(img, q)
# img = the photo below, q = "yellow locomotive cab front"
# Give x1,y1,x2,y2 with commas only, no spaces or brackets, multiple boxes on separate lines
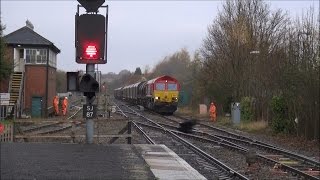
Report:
154,90,179,103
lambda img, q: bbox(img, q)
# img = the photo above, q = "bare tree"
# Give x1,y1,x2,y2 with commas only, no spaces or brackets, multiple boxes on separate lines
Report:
201,0,288,115
56,70,67,93
280,7,319,139
199,0,319,139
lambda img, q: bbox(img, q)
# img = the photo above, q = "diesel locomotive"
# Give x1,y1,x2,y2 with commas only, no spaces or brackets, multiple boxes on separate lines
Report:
114,75,180,114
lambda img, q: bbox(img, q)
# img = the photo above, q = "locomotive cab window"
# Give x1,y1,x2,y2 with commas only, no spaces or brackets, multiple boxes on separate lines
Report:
168,83,177,90
156,83,165,90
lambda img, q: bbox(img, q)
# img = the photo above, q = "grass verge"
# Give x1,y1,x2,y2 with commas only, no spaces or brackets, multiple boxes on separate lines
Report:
0,119,14,125
237,120,268,133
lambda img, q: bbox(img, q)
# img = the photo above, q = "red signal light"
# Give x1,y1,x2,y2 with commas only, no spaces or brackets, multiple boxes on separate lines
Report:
76,13,107,64
86,45,97,58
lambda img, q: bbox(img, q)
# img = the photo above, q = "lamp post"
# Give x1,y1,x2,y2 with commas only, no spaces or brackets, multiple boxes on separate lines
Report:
250,50,260,54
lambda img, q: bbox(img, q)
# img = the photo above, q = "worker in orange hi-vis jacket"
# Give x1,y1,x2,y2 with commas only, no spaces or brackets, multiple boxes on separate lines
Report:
61,97,68,116
209,102,217,122
53,96,60,116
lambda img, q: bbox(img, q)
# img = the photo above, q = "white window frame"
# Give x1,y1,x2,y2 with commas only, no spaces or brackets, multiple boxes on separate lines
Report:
25,48,47,65
49,50,57,68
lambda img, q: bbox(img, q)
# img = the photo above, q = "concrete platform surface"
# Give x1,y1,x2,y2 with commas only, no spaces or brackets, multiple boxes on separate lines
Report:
1,143,155,180
1,143,206,180
135,144,206,180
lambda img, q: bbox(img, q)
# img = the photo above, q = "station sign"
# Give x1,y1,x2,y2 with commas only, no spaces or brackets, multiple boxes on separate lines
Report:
0,93,10,106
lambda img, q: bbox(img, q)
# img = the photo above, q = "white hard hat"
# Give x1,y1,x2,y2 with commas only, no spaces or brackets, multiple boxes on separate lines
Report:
65,97,68,99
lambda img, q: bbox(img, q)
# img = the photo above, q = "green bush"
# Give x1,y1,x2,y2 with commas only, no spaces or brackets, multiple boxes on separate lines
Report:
240,96,254,122
270,95,294,133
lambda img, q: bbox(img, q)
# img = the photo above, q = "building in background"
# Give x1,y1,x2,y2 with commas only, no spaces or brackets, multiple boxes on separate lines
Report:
1,20,60,118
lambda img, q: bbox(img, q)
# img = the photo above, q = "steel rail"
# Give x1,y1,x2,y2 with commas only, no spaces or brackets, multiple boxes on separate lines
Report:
22,122,62,133
112,102,128,118
185,129,319,179
21,105,82,135
168,131,249,180
133,115,249,180
198,122,320,167
174,115,319,167
132,121,156,145
67,106,83,120
151,114,320,179
140,121,319,179
135,121,248,152
116,103,251,179
38,125,73,135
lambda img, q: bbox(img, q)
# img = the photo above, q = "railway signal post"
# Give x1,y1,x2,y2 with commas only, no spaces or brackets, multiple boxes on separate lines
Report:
75,0,108,144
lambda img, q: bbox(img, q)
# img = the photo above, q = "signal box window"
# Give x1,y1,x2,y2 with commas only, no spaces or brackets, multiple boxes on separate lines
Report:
156,83,165,90
26,49,47,64
168,83,177,90
49,50,57,68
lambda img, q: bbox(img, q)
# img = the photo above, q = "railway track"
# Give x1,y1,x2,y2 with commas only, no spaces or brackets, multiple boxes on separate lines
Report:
165,115,320,179
114,101,320,179
116,102,248,179
17,95,130,143
16,99,83,138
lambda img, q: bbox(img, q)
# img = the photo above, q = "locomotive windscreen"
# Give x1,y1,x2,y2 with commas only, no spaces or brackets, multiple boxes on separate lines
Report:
168,83,178,90
156,83,165,90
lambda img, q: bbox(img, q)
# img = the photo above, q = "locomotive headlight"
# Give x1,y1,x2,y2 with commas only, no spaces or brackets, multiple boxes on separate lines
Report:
172,97,178,101
155,97,159,100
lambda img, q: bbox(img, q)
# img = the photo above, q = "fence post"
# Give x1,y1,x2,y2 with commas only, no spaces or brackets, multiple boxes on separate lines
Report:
11,124,13,142
13,104,16,141
0,124,14,142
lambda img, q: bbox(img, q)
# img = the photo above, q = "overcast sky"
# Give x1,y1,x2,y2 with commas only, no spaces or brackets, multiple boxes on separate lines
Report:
1,1,319,74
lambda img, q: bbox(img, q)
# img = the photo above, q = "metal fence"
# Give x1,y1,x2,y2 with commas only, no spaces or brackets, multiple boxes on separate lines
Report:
0,124,13,142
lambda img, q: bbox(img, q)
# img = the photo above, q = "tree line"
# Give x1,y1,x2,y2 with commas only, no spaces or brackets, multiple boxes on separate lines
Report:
0,24,12,82
198,0,319,139
1,0,318,139
109,0,319,139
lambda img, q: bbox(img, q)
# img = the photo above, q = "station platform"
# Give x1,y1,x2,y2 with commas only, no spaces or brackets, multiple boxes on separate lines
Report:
1,143,206,180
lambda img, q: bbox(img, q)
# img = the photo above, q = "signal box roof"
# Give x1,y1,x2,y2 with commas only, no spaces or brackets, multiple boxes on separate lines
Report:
4,26,60,53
